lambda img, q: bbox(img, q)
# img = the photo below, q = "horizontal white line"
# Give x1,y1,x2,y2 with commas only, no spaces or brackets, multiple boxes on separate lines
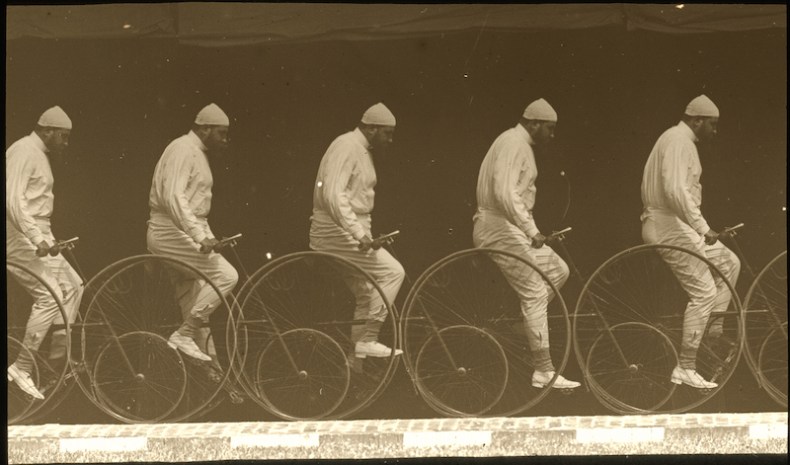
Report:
230,433,320,448
749,423,787,440
403,431,491,448
59,437,147,453
576,427,664,444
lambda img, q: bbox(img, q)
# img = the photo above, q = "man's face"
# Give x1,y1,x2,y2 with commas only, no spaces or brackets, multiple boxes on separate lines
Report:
697,117,719,141
532,121,556,146
205,126,229,152
44,128,71,155
370,126,395,153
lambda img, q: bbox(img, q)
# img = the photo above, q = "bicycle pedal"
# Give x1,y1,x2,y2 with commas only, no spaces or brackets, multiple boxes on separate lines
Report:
227,389,245,404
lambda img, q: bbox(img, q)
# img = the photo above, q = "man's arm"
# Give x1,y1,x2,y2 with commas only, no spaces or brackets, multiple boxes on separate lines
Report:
493,144,540,239
159,148,211,245
6,151,47,250
661,141,711,236
320,141,367,241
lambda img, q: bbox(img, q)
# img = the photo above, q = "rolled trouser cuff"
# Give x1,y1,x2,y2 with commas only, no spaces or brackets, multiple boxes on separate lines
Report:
532,348,555,372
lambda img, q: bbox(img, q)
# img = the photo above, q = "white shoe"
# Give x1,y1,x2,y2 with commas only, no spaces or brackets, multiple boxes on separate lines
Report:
532,371,581,389
168,332,212,361
354,341,403,359
671,366,717,389
8,364,45,400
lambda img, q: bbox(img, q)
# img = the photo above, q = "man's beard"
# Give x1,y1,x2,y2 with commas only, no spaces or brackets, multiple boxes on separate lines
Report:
370,144,388,156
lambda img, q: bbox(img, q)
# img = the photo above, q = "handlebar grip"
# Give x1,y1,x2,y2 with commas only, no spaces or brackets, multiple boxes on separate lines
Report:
377,230,400,241
50,237,79,255
214,233,243,251
550,227,572,237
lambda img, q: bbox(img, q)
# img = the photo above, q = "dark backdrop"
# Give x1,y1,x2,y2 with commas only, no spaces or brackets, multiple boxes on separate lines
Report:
5,27,786,296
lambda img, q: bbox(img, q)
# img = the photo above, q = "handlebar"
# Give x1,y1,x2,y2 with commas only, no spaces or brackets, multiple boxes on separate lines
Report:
548,227,572,242
50,237,79,256
376,230,400,242
723,223,744,235
216,233,243,250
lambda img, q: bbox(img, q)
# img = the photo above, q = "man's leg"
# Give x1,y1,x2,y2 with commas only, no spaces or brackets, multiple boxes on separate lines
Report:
148,226,238,360
489,250,553,371
6,259,64,399
704,241,741,337
328,246,405,357
657,246,717,369
45,255,84,363
644,217,719,389
530,245,570,304
172,255,238,360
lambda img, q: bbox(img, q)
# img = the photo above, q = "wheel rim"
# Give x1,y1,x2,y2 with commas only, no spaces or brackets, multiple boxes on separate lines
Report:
402,248,571,417
414,325,508,416
254,328,350,420
585,322,678,413
78,255,236,423
92,331,187,422
236,251,398,420
758,322,788,407
574,243,743,414
743,250,787,407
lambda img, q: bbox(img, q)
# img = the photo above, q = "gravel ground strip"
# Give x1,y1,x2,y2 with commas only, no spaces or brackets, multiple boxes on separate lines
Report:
7,411,787,463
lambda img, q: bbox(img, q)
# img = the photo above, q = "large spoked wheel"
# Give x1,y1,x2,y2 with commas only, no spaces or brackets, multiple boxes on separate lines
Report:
235,251,399,420
574,244,743,414
402,248,572,417
414,325,508,416
254,328,350,420
78,255,237,423
585,322,678,413
744,251,787,407
92,331,187,422
6,261,73,424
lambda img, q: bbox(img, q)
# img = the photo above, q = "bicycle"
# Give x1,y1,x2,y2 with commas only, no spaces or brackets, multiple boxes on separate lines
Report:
400,227,576,417
72,234,244,423
7,237,80,424
572,224,745,414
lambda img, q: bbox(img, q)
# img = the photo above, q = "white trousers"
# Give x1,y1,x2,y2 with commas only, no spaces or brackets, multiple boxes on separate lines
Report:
309,212,405,341
147,219,238,343
641,213,740,369
473,212,569,368
7,221,83,373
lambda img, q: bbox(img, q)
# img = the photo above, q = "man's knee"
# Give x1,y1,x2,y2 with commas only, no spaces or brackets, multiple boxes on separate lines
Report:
34,293,60,315
521,282,549,308
389,259,406,286
217,262,239,292
727,250,741,283
556,257,570,286
696,283,717,308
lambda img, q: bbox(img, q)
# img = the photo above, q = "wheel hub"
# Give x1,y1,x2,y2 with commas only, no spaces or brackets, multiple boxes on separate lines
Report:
134,373,146,383
457,367,468,376
298,370,308,380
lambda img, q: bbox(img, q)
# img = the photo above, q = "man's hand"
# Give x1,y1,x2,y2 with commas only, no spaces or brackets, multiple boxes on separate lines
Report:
704,229,719,246
531,233,547,249
358,236,374,252
48,242,62,257
35,240,52,257
199,237,219,254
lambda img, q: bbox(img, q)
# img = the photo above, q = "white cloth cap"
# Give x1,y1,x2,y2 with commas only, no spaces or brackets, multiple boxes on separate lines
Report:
522,98,558,122
195,103,230,126
37,106,72,129
685,94,720,117
361,103,396,126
